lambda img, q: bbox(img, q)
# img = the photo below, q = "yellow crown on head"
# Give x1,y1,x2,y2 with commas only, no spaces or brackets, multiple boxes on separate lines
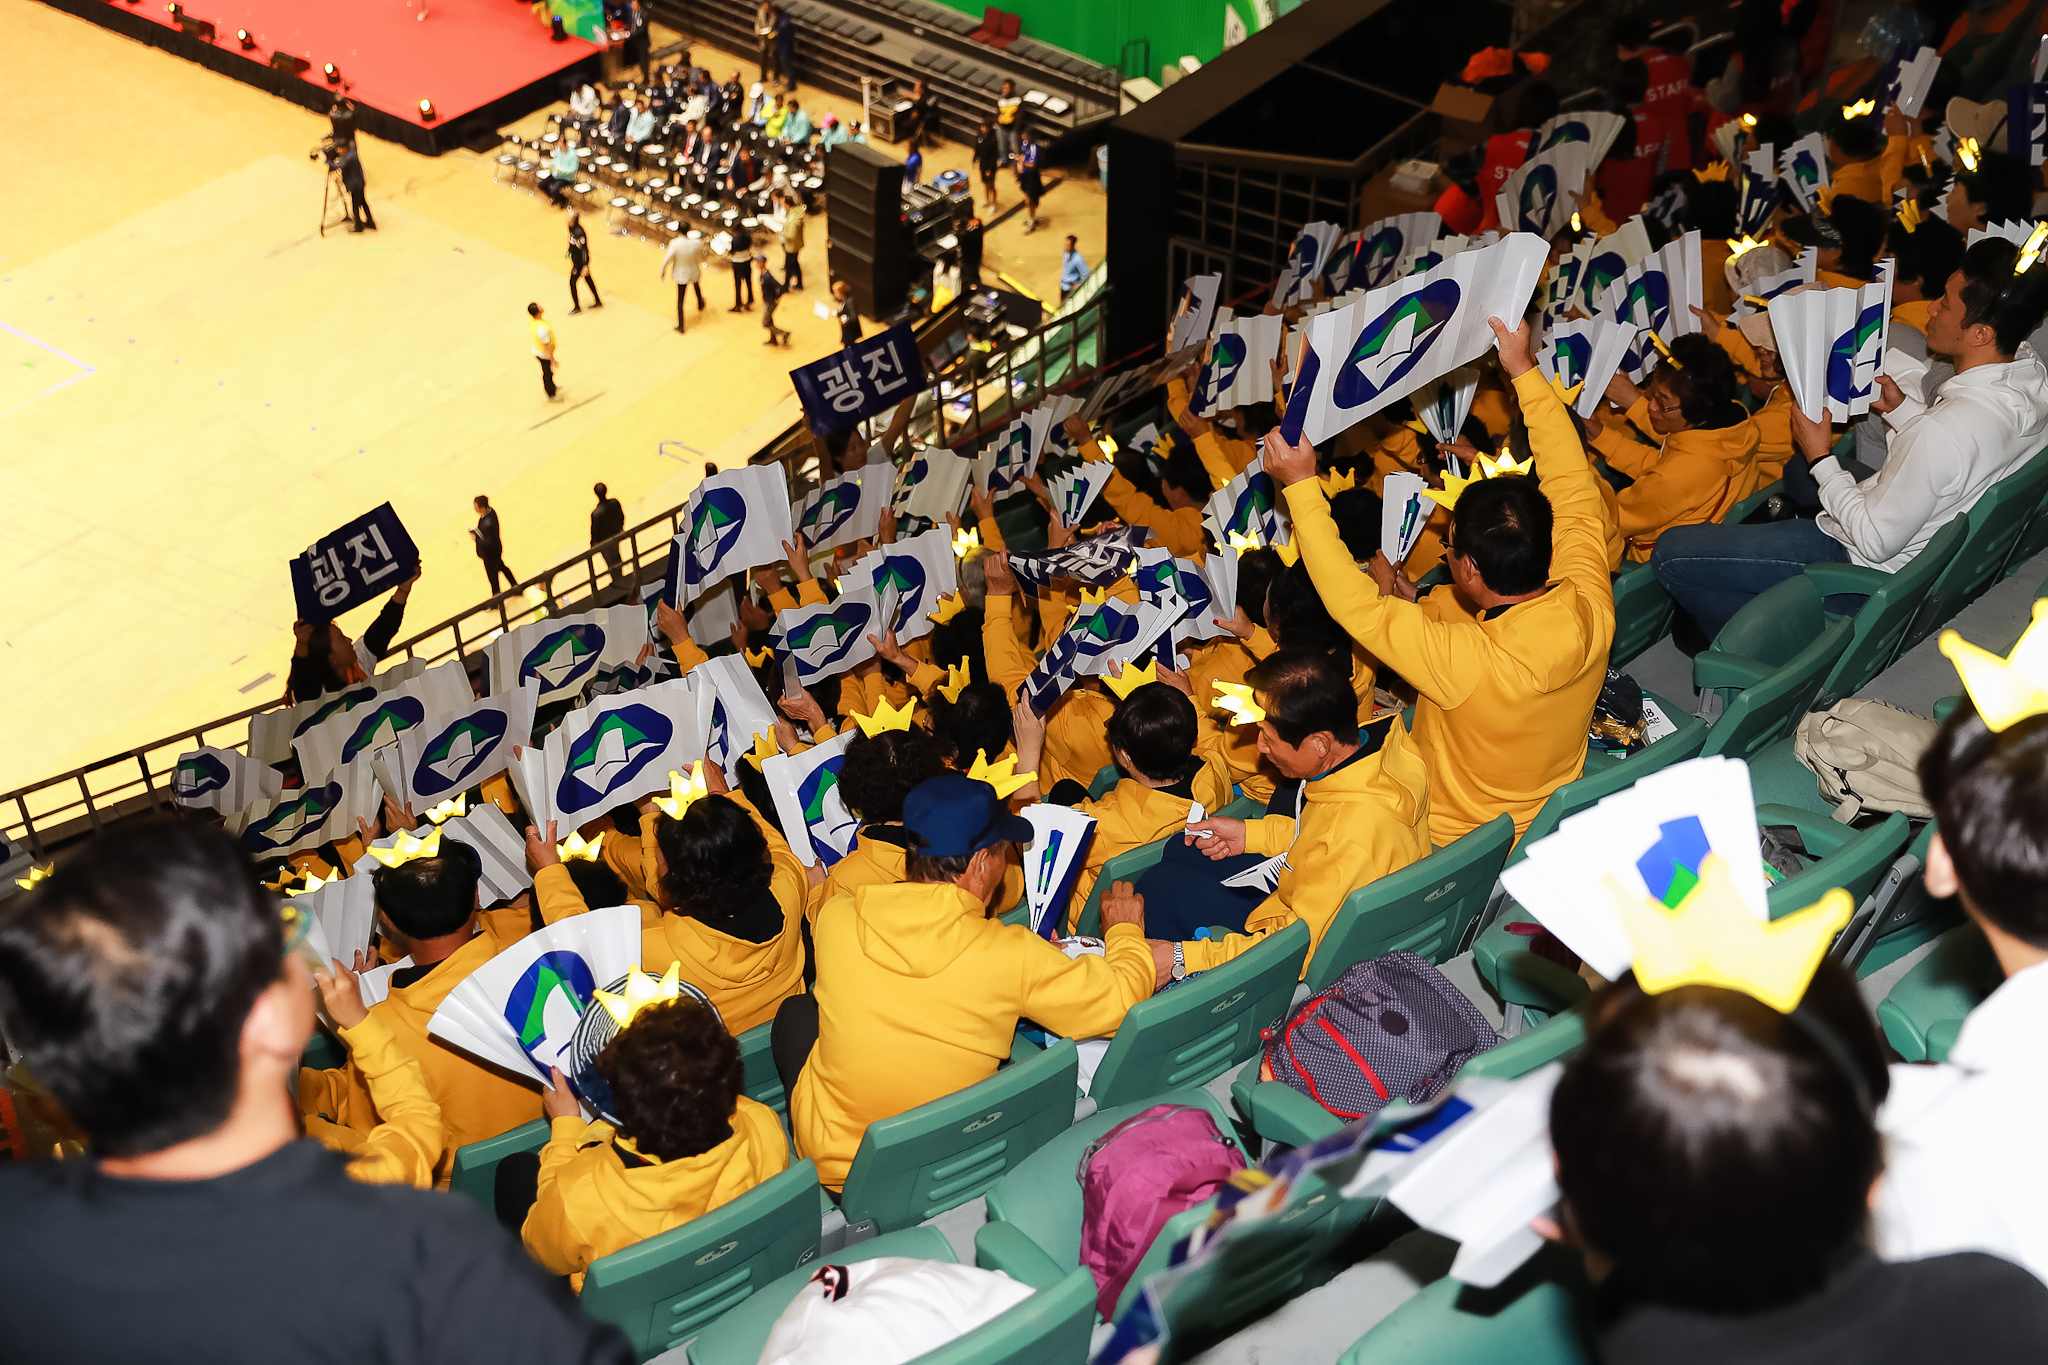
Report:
1421,448,1530,511
1318,468,1358,497
927,591,969,626
1480,450,1534,479
14,864,53,892
422,793,468,826
1104,658,1159,700
1727,233,1767,258
558,830,605,862
1693,160,1733,183
952,525,982,558
936,658,973,704
265,865,322,895
852,696,919,738
2017,222,2048,275
1958,136,1981,172
1841,97,1876,119
1079,586,1111,606
744,644,773,667
1273,539,1301,567
745,730,780,769
1225,528,1263,551
1897,200,1924,234
361,827,442,869
1647,330,1682,369
595,963,686,1030
1545,371,1586,407
1212,680,1267,726
1813,185,1838,217
1423,466,1477,511
967,748,1036,799
1612,853,1853,1013
1939,600,2048,731
651,761,711,819
1403,419,1431,435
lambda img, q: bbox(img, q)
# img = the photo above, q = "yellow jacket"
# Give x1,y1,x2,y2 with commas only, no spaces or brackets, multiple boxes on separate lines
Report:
1892,298,1931,335
1182,717,1432,973
1879,134,1933,208
1286,368,1615,846
809,826,911,922
1043,689,1115,794
1830,157,1883,207
1591,399,1760,559
1700,238,1734,318
1101,472,1207,559
1189,639,1273,802
1751,385,1794,485
521,1097,790,1292
300,1013,444,1189
297,908,544,1186
982,593,1038,697
1063,750,1236,931
791,881,1154,1189
537,794,808,1035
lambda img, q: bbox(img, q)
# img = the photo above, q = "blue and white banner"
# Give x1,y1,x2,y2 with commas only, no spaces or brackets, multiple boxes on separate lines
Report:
691,654,779,781
1023,593,1184,715
1767,268,1893,423
1537,315,1641,419
1281,233,1549,446
483,604,650,706
230,754,385,860
1382,472,1431,566
671,465,796,607
1882,45,1941,119
1133,548,1225,643
973,409,1057,499
892,444,976,522
1599,230,1703,383
1414,366,1481,445
292,661,474,783
1730,246,1818,315
761,731,859,867
1574,216,1653,316
1529,110,1627,166
1190,311,1285,416
172,744,283,815
790,322,924,436
1271,222,1342,308
846,527,958,645
1169,272,1223,352
772,585,881,683
295,871,378,972
1737,147,1778,237
290,502,419,623
538,682,704,828
1350,212,1444,291
1020,802,1097,937
792,458,888,553
389,683,540,809
1778,134,1829,213
2010,82,2048,167
1047,462,1117,530
1007,524,1150,597
1201,458,1291,549
1495,141,1595,242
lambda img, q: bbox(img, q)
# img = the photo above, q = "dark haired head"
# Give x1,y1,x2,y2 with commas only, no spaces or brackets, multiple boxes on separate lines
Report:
564,856,629,911
1450,476,1553,597
926,612,987,687
594,998,743,1161
1328,485,1385,562
1826,111,1884,161
0,822,286,1157
1956,236,2048,355
1610,13,1651,49
1515,81,1559,132
839,727,947,823
1246,648,1359,748
906,851,975,884
1234,547,1287,628
1552,965,1888,1313
1954,149,2035,225
1612,57,1649,107
1159,448,1214,504
1107,683,1201,785
656,795,772,919
1886,214,1965,299
1267,561,1352,657
1826,194,1888,280
1689,180,1739,240
1649,333,1741,428
373,853,481,940
1919,698,2048,947
930,681,1015,769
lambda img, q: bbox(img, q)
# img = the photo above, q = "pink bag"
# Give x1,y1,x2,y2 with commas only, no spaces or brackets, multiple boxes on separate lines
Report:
1076,1104,1245,1317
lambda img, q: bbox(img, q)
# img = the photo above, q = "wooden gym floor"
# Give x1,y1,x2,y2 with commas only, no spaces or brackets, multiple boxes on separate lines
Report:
0,0,1104,796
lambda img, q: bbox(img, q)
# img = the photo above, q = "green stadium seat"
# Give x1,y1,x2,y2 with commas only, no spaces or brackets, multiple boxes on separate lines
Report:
448,1117,549,1217
1902,454,2048,650
1877,921,2004,1061
1697,616,1853,762
737,1020,787,1116
1845,822,1963,976
582,1159,823,1360
1800,514,1969,705
1760,808,1912,919
1457,1003,1588,1080
1086,763,1119,799
1086,919,1310,1110
1337,1246,1593,1365
1609,560,1674,667
2002,463,2048,573
836,1038,1081,1236
1072,836,1171,937
1724,478,1783,525
1306,814,1515,991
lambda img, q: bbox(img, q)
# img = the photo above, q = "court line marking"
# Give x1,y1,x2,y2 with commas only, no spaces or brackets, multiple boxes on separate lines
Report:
0,320,98,419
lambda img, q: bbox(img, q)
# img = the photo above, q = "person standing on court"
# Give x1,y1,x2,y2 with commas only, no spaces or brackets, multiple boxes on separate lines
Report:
754,0,778,83
1015,127,1044,234
759,250,792,347
960,214,985,289
776,192,806,291
1059,235,1087,302
994,80,1021,163
337,138,375,233
728,236,756,312
590,483,626,584
973,120,1001,210
566,213,601,313
527,302,562,402
472,495,516,596
834,280,861,345
659,229,705,333
774,6,796,89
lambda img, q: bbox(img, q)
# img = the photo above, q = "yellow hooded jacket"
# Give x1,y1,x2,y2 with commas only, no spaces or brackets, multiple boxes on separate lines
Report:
1180,717,1432,974
1063,749,1236,932
300,1013,444,1189
1590,398,1760,560
791,881,1155,1189
521,1097,791,1292
1750,384,1794,485
1285,368,1616,846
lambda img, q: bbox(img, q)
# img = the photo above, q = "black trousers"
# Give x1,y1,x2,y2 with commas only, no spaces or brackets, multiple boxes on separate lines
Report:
732,263,754,308
783,249,803,290
570,261,599,309
347,183,375,229
771,991,819,1098
542,175,570,207
482,553,515,593
495,1151,541,1229
675,280,704,329
536,356,556,398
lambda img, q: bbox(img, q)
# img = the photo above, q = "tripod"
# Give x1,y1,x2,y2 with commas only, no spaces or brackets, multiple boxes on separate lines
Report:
320,164,352,236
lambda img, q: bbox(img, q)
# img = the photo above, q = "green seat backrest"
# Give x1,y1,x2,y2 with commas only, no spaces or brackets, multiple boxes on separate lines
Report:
1855,821,1962,975
1812,514,1969,707
1086,763,1120,799
582,1159,823,1360
1699,617,1852,762
1877,921,2004,1061
1457,1004,1587,1081
1337,1246,1593,1365
685,1225,955,1365
1762,809,1911,920
1609,560,1674,668
912,1266,1098,1365
2002,457,2048,573
1507,717,1709,867
1705,573,1824,673
736,1020,786,1116
1933,452,2048,614
837,1038,1081,1234
1898,509,1978,654
1306,814,1515,992
1723,478,1783,525
448,1116,550,1216
1074,836,1171,938
1087,920,1312,1110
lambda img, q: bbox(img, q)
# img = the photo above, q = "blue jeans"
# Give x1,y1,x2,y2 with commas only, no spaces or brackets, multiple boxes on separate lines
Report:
1650,518,1852,640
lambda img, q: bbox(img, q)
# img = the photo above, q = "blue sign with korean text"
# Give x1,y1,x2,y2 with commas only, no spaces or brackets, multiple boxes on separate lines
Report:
790,323,924,435
289,502,419,622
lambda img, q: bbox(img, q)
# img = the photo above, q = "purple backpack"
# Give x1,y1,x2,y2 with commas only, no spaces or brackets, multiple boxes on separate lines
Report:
1263,951,1497,1120
1077,1104,1245,1317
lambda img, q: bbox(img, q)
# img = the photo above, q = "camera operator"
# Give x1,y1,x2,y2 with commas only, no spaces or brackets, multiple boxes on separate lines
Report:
329,94,357,145
336,138,375,233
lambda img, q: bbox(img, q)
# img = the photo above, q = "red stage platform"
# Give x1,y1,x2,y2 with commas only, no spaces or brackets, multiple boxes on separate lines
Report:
47,0,604,154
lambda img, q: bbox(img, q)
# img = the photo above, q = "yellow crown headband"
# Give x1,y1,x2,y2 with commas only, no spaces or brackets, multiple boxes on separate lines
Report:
927,590,969,626
1274,539,1301,566
745,644,773,667
1813,185,1838,217
1647,330,1682,369
2017,222,2048,275
360,827,442,869
1225,528,1264,551
1545,373,1585,408
651,761,711,819
745,730,779,769
1104,658,1159,700
596,963,685,1030
1958,136,1981,172
952,525,981,558
1727,233,1767,258
422,793,468,825
1897,199,1924,234
1212,680,1266,726
936,657,973,704
15,864,53,892
967,748,1036,799
851,697,919,738
1318,468,1358,497
1841,97,1876,119
558,830,605,862
1422,450,1534,511
1940,600,2048,730
1612,851,1853,1013
1693,160,1733,183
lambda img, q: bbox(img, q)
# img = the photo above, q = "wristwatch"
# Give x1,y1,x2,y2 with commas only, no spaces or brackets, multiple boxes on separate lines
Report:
1170,942,1187,982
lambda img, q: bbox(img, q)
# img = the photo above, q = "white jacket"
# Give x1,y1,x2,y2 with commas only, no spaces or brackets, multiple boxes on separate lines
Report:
1815,343,2048,571
1876,956,2048,1284
660,233,704,286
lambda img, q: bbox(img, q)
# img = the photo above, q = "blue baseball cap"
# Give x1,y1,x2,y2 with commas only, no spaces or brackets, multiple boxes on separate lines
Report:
902,774,1035,857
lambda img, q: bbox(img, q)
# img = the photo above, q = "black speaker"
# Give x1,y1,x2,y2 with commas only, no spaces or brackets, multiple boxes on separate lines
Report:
824,143,910,319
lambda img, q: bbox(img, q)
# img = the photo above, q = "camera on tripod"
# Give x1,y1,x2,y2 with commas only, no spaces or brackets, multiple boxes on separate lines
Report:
311,137,342,168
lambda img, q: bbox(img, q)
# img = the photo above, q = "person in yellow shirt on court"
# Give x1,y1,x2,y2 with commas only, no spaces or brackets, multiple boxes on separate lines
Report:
512,997,789,1291
1262,315,1615,849
526,301,563,403
301,956,443,1189
777,774,1154,1191
295,845,543,1186
1136,648,1430,979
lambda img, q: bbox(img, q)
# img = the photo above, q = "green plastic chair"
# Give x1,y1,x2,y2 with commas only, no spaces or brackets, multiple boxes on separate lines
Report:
1458,1003,1588,1081
581,1159,823,1360
1794,515,1969,704
1337,1245,1593,1365
1760,808,1911,920
1306,814,1515,992
1902,455,2048,649
1696,616,1853,762
1845,822,1963,976
2002,460,2048,574
1087,919,1311,1111
1609,559,1673,667
1073,836,1171,937
836,1038,1080,1236
737,1020,787,1116
1724,478,1783,525
1877,921,2005,1061
1086,763,1120,800
448,1117,550,1216
685,1222,1096,1365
